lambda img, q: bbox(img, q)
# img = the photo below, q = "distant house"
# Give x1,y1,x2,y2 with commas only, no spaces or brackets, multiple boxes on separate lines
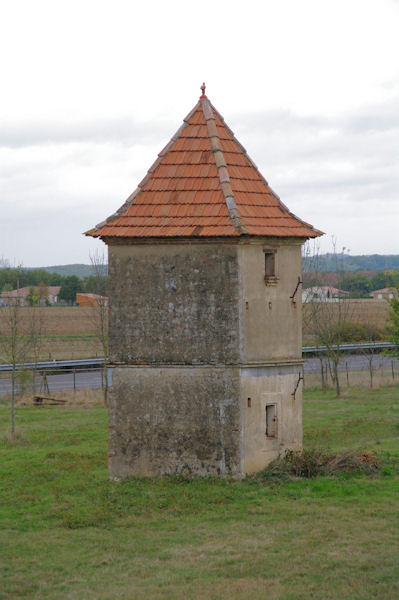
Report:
76,293,108,307
369,287,398,301
302,286,349,302
0,286,61,306
47,287,61,304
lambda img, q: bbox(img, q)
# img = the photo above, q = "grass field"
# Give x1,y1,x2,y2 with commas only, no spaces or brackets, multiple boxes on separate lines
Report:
1,385,399,599
38,334,102,360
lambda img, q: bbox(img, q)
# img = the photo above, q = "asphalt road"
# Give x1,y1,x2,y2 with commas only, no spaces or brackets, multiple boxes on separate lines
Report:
0,355,398,395
0,370,104,395
304,354,399,373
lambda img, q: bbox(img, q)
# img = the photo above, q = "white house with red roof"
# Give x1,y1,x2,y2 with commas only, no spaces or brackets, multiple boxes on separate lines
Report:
302,286,349,302
369,287,397,300
0,286,61,306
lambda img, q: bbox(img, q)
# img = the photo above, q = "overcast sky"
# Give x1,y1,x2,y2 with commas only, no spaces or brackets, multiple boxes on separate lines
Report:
1,0,398,267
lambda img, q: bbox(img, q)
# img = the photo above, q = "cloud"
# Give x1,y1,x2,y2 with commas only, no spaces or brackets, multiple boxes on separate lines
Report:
228,96,399,204
224,97,399,254
344,99,399,134
0,116,172,149
1,96,398,265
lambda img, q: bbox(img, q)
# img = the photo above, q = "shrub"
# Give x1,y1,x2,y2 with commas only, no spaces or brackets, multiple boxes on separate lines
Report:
257,449,378,481
328,321,383,343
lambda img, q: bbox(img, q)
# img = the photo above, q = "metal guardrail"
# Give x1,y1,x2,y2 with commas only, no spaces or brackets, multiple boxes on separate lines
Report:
0,357,104,373
302,341,396,354
0,342,396,373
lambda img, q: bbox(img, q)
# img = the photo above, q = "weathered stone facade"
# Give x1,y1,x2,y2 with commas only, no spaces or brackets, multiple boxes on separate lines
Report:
86,87,321,478
107,239,304,477
109,366,241,477
108,243,240,365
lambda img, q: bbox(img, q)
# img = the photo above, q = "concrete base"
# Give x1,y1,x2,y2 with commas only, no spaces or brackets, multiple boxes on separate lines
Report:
108,363,303,479
109,366,241,478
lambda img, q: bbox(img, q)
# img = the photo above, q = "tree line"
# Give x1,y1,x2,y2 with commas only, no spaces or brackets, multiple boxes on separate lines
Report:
304,269,399,298
302,253,399,272
0,267,107,303
339,270,399,297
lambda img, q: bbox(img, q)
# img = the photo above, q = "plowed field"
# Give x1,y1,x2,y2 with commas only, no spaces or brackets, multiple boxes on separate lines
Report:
0,307,105,360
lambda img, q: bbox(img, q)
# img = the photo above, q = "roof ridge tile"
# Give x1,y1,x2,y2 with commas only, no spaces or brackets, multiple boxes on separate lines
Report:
200,96,248,235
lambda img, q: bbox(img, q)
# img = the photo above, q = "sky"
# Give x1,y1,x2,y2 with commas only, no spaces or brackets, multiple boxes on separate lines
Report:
1,0,398,267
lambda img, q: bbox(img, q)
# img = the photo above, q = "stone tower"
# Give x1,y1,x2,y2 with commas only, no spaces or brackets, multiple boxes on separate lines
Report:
86,85,322,478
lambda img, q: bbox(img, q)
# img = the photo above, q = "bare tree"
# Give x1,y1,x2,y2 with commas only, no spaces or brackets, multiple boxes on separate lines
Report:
0,278,46,436
388,290,399,356
303,241,355,397
0,297,30,439
37,282,49,306
357,320,383,389
89,251,109,407
28,305,45,393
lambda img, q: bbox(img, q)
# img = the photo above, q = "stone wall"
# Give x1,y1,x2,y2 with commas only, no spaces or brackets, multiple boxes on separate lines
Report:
108,243,240,364
240,364,303,473
105,238,305,478
238,240,303,362
109,366,241,478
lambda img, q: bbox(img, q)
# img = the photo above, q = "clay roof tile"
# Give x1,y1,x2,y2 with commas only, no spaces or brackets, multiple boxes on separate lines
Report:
86,86,322,240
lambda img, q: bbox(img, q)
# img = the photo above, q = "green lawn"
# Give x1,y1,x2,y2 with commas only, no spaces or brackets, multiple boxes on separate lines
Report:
1,386,399,599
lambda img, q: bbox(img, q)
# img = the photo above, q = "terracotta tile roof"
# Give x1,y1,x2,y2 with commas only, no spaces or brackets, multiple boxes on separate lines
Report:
86,85,322,240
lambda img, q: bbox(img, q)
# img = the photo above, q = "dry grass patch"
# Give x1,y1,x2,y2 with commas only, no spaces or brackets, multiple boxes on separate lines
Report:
0,306,102,336
0,306,106,360
39,336,103,360
303,299,390,344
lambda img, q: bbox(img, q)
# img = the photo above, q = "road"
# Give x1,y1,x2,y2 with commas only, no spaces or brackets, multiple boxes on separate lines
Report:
1,354,398,395
0,370,104,395
304,354,399,373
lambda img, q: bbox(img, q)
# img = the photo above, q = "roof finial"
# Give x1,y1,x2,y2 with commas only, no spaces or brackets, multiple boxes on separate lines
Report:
200,82,206,97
